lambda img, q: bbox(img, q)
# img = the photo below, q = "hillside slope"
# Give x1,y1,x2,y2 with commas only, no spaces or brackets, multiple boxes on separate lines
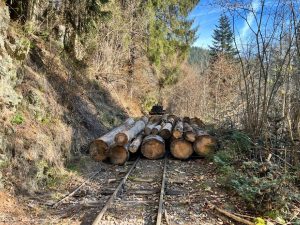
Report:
0,3,142,192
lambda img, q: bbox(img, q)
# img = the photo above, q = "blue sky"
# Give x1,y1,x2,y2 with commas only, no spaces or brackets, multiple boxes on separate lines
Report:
190,0,224,48
189,0,258,49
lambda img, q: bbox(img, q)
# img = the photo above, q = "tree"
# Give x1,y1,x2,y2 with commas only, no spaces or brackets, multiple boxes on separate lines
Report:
209,14,235,59
147,0,199,68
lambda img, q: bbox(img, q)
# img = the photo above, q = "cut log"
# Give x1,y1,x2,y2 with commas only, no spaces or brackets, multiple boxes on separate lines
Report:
141,135,165,159
109,144,129,165
170,139,193,160
115,116,148,146
151,123,163,135
183,117,190,123
190,117,205,128
149,115,162,123
167,114,177,123
162,114,168,122
145,121,160,135
128,133,144,153
90,118,135,161
159,122,173,139
183,122,196,142
193,134,217,157
172,120,183,139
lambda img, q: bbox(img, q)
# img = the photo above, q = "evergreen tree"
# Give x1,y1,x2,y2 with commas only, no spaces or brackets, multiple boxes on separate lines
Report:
147,0,199,67
209,14,236,59
146,0,199,87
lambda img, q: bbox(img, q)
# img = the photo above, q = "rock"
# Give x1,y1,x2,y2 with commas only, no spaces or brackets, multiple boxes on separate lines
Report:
0,5,23,114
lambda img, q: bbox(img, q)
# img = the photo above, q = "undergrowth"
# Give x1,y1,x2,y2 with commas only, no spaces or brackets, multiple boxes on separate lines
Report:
214,130,300,224
35,160,70,189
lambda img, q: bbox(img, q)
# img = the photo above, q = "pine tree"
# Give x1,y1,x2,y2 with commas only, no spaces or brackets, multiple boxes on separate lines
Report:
209,14,236,59
147,0,199,67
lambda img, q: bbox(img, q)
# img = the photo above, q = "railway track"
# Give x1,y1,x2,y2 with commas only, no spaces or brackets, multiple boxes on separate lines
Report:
51,157,233,225
92,157,168,225
52,157,168,225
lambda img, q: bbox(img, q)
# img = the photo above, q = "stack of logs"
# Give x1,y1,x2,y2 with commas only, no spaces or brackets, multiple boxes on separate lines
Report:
89,115,217,165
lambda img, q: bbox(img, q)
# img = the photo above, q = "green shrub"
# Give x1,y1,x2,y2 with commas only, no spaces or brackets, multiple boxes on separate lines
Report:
141,95,158,113
213,149,235,167
219,161,295,213
227,130,252,153
11,113,25,125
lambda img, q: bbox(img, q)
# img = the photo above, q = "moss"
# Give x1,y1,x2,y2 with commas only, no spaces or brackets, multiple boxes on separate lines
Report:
35,160,69,189
11,112,24,125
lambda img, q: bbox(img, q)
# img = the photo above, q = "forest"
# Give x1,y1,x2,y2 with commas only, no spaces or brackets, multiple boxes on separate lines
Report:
0,0,299,224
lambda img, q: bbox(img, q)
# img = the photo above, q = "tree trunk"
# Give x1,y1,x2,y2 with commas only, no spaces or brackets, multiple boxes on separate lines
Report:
115,116,148,146
172,121,183,139
170,139,193,160
89,118,135,161
129,133,144,153
141,135,165,159
193,133,217,157
109,144,129,165
183,122,196,142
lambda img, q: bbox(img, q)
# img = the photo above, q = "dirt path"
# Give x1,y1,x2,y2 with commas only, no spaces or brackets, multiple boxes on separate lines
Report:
0,157,240,225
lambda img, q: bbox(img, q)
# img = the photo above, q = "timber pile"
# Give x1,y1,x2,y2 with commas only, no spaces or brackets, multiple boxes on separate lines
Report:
90,114,216,165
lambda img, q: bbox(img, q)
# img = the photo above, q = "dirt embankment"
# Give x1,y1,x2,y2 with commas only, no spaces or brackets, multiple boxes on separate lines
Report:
0,2,143,194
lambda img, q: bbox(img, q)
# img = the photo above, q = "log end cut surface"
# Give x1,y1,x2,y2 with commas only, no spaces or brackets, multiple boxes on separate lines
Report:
115,133,128,146
89,140,109,161
193,135,217,157
184,131,196,142
109,146,129,165
171,139,193,160
141,135,165,159
173,130,182,139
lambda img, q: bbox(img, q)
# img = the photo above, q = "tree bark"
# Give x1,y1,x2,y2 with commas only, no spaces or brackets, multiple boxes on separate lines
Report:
183,116,190,123
172,120,183,139
115,116,148,146
183,122,196,142
145,119,161,135
109,144,129,165
190,117,205,128
128,133,144,153
141,135,165,159
159,122,173,139
170,139,193,159
89,118,135,161
151,123,163,135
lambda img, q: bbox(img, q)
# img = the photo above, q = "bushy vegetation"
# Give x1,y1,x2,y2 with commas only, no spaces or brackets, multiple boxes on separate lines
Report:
214,130,300,223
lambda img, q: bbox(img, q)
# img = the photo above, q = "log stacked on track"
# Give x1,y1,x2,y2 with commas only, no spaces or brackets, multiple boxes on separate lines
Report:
170,138,193,159
159,115,176,140
115,116,148,146
109,144,130,165
193,132,217,157
172,120,183,139
183,122,196,142
90,114,217,164
129,133,144,153
144,116,161,135
89,118,135,161
141,135,165,159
